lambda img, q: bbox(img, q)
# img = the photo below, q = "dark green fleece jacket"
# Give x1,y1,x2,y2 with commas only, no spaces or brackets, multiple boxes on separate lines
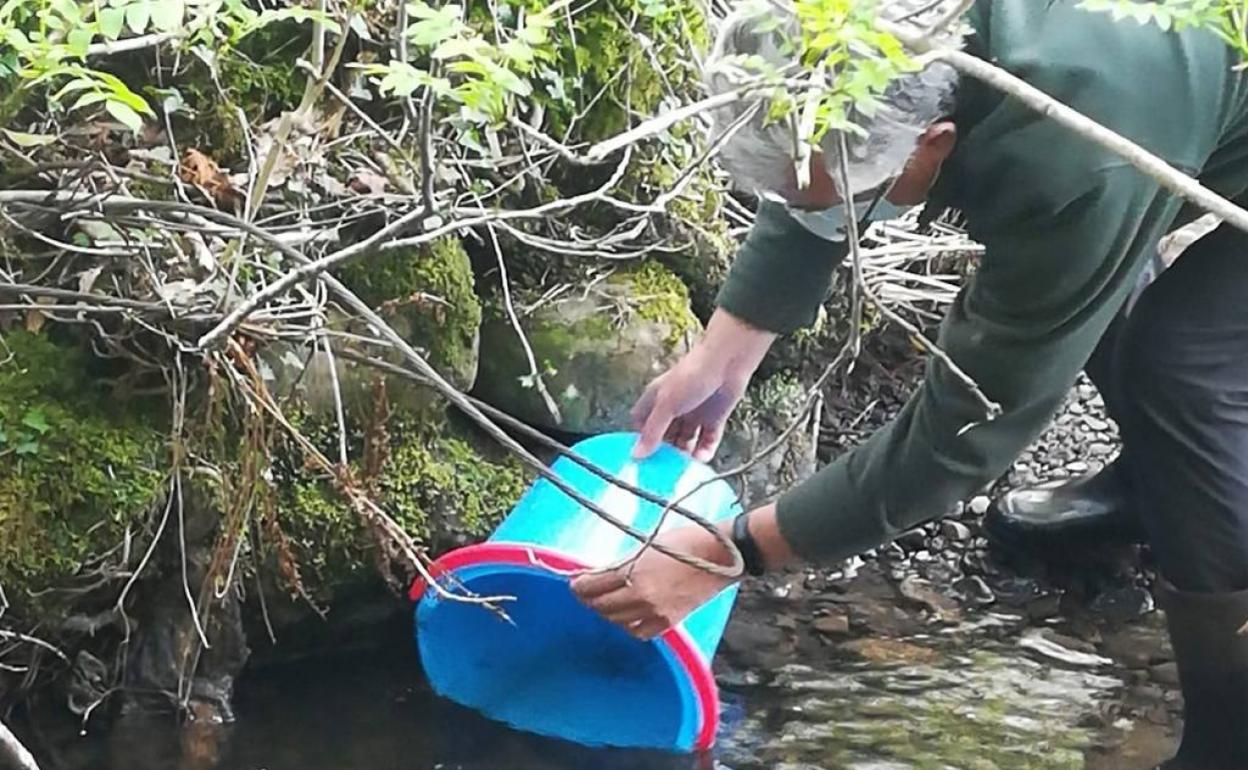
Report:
716,0,1248,562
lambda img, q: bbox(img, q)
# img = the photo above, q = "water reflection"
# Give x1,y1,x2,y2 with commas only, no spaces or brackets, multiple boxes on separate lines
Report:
35,644,717,770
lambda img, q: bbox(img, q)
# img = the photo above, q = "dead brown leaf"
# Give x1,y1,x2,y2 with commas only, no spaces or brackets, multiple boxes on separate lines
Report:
179,148,241,209
24,309,45,334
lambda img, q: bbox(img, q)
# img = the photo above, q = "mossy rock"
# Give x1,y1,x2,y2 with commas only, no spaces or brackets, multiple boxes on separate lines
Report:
265,235,482,419
0,330,165,613
473,262,700,434
338,235,481,389
660,182,739,322
268,411,528,609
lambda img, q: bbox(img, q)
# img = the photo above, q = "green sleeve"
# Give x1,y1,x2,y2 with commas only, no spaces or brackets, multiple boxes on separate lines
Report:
715,201,849,334
776,166,1181,562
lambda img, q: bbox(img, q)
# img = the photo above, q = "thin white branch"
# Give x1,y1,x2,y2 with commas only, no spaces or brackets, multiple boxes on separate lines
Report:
86,32,177,56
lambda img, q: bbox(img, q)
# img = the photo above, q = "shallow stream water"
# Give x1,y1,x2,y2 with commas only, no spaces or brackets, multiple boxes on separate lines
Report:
24,599,1160,770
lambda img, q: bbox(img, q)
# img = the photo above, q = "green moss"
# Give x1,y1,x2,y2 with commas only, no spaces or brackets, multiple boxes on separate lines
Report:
336,236,482,387
624,261,699,346
0,331,165,602
276,415,527,596
379,426,528,541
178,22,310,160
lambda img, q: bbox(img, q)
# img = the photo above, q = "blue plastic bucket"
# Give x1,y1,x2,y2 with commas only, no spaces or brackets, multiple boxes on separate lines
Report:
410,432,741,752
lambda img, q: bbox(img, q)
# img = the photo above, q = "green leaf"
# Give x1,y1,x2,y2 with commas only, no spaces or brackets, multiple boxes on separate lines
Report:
106,99,145,131
67,27,94,57
150,0,184,32
125,0,152,35
71,91,108,111
408,4,464,46
50,0,80,23
14,440,39,456
21,409,49,434
431,36,483,60
99,7,127,39
1,129,57,147
52,76,97,100
92,71,155,113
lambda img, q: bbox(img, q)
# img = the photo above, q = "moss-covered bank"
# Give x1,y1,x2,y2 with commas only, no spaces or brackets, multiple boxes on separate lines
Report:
0,331,166,612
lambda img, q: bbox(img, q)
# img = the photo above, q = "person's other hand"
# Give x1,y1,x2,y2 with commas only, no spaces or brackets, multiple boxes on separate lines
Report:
571,525,736,640
632,310,775,461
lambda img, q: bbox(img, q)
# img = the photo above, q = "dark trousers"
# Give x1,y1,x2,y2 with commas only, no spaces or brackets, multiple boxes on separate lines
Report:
1087,223,1248,593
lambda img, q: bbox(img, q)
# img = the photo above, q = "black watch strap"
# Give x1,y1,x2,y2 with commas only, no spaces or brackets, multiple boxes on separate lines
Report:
732,513,766,577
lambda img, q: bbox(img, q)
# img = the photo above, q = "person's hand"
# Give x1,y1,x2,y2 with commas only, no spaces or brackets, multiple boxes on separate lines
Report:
632,309,776,461
571,524,736,640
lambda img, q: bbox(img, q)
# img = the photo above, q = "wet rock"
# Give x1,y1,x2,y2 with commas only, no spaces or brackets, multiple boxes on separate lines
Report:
1150,662,1181,686
895,528,928,552
1018,629,1112,667
1090,442,1116,457
991,576,1050,605
812,613,850,637
897,577,960,622
1038,628,1100,655
880,542,906,561
1067,460,1090,474
839,638,941,665
1129,683,1166,701
721,615,792,671
1026,594,1063,622
941,520,972,542
1090,586,1155,624
951,575,996,607
1101,624,1175,668
969,495,991,515
715,666,763,688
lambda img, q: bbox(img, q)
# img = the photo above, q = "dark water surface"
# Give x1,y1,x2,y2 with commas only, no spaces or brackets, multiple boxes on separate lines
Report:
30,641,716,770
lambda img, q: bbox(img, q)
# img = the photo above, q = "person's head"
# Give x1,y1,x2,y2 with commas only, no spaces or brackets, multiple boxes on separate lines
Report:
704,0,962,233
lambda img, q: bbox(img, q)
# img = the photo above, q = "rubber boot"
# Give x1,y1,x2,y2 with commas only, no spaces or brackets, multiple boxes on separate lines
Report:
1157,581,1248,769
983,459,1147,552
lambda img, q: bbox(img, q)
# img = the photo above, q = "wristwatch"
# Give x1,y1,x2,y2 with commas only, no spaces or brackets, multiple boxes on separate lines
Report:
731,512,766,577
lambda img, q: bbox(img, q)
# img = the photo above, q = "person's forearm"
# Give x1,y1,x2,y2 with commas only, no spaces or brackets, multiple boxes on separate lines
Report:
700,308,777,380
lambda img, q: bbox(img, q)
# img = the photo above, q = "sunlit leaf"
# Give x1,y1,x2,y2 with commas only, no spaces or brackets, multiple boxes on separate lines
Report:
21,409,49,434
71,91,107,110
106,98,145,131
125,0,152,34
150,0,185,32
1,129,57,147
98,7,127,40
67,26,93,57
